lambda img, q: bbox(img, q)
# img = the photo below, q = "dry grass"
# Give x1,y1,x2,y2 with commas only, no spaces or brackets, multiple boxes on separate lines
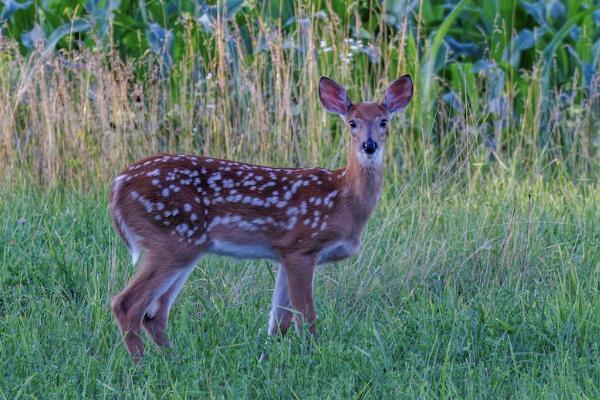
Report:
1,9,597,190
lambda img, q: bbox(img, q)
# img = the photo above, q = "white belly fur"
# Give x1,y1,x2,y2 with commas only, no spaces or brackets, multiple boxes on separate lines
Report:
317,240,360,264
209,239,279,260
207,239,360,264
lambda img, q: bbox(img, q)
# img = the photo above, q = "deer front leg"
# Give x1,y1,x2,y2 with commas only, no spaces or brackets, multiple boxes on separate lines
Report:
268,264,293,336
282,254,317,335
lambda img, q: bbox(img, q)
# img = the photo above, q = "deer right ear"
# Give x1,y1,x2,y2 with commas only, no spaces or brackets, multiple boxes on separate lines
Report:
319,77,352,115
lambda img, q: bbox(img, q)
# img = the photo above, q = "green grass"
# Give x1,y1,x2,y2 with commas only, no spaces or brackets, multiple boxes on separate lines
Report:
2,172,599,398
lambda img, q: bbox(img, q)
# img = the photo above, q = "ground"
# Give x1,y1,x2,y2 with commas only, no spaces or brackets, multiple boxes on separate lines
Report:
1,173,599,399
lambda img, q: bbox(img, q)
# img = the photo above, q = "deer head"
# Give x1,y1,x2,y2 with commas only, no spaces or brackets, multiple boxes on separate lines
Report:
318,75,413,167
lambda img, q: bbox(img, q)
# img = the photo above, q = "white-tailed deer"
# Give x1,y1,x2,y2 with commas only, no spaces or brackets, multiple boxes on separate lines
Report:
109,75,413,361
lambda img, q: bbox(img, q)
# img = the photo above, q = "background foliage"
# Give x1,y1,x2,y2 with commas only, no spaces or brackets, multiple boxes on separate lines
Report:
0,0,599,187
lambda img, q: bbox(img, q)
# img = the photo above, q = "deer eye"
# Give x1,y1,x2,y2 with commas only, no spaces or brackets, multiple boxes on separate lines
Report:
380,119,388,128
349,120,357,129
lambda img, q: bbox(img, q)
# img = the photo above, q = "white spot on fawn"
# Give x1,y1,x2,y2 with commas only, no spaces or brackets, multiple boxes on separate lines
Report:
286,216,298,230
197,233,208,244
324,190,338,208
176,223,189,234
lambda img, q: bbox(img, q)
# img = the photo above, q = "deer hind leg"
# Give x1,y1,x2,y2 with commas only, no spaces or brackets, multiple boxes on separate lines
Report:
111,251,192,361
281,254,317,335
268,264,293,336
142,262,197,348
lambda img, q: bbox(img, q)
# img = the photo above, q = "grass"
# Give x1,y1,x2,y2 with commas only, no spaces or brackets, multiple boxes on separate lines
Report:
2,170,599,398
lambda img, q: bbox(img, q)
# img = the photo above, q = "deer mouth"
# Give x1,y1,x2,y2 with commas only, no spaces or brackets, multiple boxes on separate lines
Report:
357,147,382,166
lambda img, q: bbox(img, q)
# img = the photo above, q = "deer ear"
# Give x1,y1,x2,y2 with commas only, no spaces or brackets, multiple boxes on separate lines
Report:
383,74,413,113
319,77,352,115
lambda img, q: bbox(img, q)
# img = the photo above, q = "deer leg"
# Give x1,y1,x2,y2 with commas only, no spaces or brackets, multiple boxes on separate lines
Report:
282,255,317,335
268,264,293,336
142,262,197,348
111,252,187,362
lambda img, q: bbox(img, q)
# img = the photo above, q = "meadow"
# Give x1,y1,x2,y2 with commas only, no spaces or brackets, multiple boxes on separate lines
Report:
2,177,600,398
1,0,599,398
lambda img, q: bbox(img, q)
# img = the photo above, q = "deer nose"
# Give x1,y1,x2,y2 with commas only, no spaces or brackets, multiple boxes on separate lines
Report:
362,139,378,154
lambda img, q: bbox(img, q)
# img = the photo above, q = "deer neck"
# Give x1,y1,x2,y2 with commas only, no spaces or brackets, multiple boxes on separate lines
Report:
340,145,383,220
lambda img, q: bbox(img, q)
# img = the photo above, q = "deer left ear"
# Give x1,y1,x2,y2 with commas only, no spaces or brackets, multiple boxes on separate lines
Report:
383,74,413,114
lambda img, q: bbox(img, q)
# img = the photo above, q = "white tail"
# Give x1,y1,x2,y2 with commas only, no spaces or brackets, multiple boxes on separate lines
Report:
109,75,413,361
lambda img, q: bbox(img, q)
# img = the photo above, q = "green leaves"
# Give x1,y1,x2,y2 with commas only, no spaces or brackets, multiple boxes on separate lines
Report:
1,0,597,90
420,0,470,123
47,19,93,52
21,18,93,54
146,22,173,71
0,0,32,21
502,28,545,68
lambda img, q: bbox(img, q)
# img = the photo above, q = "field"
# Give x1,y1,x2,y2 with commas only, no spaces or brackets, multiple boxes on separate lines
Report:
2,176,600,398
1,0,599,398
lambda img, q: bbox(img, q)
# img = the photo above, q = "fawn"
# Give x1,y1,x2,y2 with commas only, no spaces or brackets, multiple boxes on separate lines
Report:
109,75,413,361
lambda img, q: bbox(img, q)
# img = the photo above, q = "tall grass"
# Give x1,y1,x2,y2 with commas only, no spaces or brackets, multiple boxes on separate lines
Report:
0,1,598,189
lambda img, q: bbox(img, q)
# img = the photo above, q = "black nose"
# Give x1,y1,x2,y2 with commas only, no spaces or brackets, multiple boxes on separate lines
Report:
362,139,378,154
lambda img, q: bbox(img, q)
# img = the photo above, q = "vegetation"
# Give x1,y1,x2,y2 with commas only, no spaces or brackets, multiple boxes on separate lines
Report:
0,0,599,397
2,178,599,398
0,0,598,186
